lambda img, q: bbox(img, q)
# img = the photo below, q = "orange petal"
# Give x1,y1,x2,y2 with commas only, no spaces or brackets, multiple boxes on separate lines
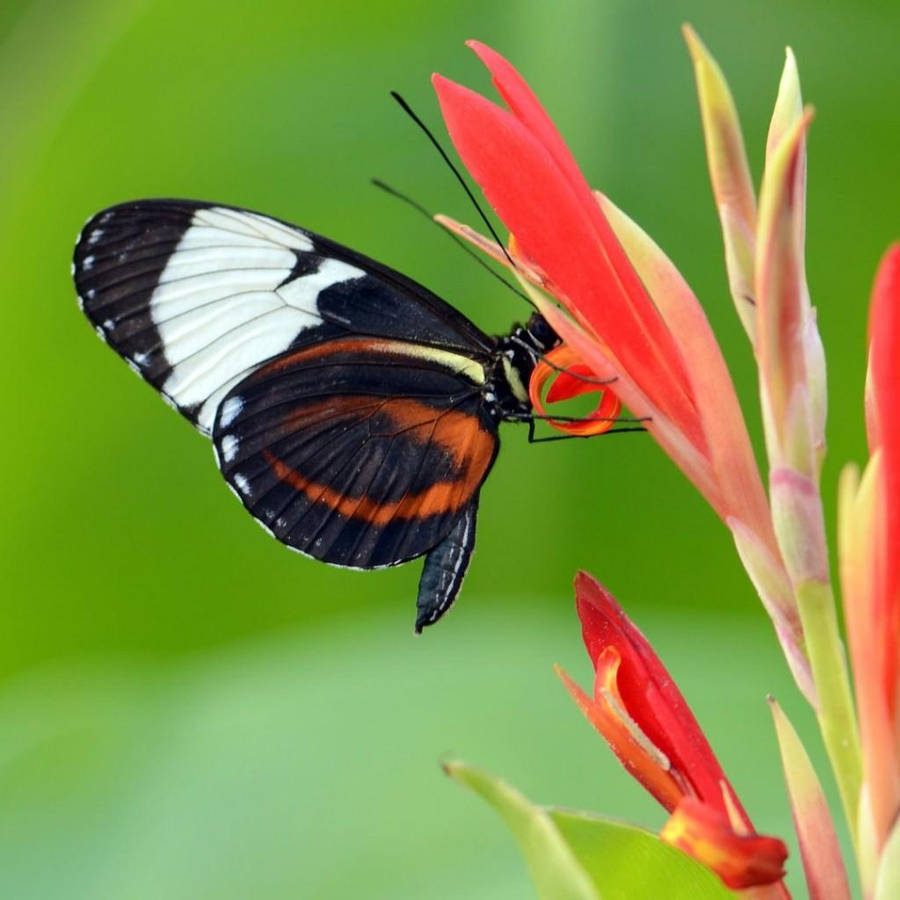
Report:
529,344,621,436
661,797,788,890
555,656,684,812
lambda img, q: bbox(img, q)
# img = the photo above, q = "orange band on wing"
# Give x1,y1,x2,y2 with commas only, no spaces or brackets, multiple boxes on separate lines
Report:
262,399,495,524
255,338,394,375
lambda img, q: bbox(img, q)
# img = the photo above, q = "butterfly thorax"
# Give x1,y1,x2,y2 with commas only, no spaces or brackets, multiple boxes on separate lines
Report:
488,312,561,422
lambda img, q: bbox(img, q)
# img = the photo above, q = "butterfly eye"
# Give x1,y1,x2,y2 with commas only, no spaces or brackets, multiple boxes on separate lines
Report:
525,312,559,352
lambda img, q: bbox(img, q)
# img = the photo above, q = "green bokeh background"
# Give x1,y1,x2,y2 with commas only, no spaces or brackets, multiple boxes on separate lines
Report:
2,0,897,896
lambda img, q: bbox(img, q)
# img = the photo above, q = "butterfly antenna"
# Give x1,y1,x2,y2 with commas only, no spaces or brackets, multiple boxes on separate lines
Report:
390,91,518,271
508,334,616,388
508,411,650,425
371,178,530,304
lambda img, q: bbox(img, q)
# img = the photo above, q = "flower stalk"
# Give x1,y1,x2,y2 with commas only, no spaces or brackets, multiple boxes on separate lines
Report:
794,578,861,841
686,25,861,840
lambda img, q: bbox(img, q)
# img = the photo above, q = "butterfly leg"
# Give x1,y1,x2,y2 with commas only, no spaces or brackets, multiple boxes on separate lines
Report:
415,503,478,633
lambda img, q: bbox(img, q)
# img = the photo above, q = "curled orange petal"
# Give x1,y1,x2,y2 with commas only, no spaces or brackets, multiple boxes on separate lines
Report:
529,343,621,436
545,363,598,403
661,797,788,889
555,652,684,812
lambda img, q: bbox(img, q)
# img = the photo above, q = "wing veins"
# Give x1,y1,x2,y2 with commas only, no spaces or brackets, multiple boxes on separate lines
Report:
227,387,481,449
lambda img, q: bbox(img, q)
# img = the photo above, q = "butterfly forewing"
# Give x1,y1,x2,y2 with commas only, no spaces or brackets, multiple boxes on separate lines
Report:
213,338,499,569
73,200,492,434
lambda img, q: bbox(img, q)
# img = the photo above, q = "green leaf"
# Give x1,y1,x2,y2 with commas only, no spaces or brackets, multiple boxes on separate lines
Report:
444,760,600,900
444,761,733,900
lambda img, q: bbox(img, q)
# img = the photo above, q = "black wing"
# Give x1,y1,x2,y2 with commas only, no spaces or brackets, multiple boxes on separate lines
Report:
73,199,493,434
212,337,498,581
416,503,478,632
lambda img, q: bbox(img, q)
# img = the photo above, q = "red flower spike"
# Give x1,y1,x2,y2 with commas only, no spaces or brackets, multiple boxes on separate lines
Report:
433,42,811,701
431,72,701,450
842,245,900,873
556,657,685,811
559,571,789,890
868,244,900,708
571,572,743,820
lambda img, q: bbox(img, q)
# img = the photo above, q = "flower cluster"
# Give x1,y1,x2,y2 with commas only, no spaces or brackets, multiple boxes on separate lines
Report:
433,31,898,898
433,39,808,699
558,573,788,890
839,245,900,890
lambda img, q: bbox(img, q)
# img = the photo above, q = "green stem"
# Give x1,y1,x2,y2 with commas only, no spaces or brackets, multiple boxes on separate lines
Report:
795,578,862,849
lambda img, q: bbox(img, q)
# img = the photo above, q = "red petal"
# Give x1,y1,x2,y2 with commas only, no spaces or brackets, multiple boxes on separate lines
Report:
661,798,788,890
466,41,590,212
556,659,684,812
575,572,748,824
869,244,900,712
432,70,702,450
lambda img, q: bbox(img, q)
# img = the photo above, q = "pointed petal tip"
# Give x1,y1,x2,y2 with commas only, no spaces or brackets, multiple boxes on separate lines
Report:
681,25,718,74
574,571,617,616
871,243,900,341
574,569,594,590
465,40,505,73
681,22,702,55
874,242,900,291
554,664,594,713
778,46,800,89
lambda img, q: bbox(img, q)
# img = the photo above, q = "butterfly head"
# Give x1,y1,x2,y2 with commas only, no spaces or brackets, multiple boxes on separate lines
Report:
489,313,561,420
521,312,560,355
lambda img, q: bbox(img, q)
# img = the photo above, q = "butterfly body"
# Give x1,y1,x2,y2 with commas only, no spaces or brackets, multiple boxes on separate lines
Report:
74,200,558,630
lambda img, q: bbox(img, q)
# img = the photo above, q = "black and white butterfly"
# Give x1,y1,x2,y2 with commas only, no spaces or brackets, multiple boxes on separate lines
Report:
73,200,560,631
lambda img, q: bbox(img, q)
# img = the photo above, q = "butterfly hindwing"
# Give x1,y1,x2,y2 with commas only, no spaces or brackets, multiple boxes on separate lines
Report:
73,200,492,435
415,502,478,632
213,337,499,572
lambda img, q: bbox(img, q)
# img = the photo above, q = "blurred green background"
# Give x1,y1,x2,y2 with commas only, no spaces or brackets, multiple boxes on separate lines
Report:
2,0,897,896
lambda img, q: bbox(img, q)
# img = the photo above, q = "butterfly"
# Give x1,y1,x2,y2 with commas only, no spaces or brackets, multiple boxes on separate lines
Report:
73,200,561,631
